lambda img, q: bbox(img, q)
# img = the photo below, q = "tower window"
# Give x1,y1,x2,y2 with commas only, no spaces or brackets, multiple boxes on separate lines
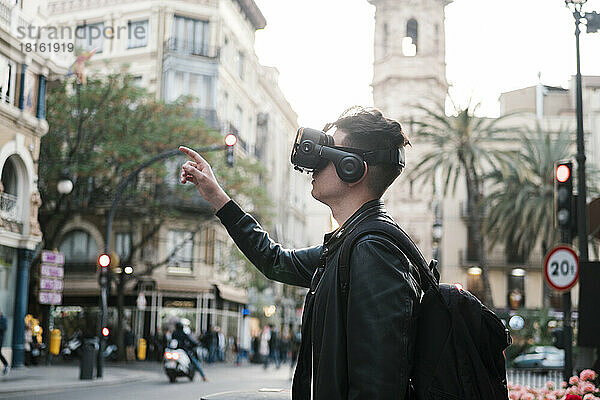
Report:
383,23,389,54
403,18,418,56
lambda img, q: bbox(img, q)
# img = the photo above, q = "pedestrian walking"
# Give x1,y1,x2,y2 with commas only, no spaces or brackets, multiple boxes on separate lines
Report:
180,106,419,399
0,309,9,374
259,325,270,369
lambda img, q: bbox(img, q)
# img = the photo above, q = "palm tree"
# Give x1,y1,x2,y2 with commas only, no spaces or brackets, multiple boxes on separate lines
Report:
408,100,516,307
483,123,572,260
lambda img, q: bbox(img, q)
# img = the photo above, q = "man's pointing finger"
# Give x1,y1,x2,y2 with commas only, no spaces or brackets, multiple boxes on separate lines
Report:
179,146,208,167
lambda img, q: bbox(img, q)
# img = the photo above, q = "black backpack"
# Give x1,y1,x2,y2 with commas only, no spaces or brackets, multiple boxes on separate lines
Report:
338,219,512,400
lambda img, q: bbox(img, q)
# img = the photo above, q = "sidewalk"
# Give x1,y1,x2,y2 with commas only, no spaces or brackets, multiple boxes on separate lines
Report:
0,361,159,397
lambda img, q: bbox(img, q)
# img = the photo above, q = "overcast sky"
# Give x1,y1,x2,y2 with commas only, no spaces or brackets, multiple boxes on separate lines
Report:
253,0,600,127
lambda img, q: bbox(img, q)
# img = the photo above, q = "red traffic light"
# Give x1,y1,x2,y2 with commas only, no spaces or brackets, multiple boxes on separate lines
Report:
102,327,110,337
98,254,111,268
225,134,237,146
556,164,571,183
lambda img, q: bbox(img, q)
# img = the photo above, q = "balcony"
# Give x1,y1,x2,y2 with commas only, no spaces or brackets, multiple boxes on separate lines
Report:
0,192,22,233
164,38,220,60
194,108,219,130
0,0,32,38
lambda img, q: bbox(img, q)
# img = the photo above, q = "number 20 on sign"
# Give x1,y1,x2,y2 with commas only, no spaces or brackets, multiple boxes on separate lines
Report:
544,245,579,291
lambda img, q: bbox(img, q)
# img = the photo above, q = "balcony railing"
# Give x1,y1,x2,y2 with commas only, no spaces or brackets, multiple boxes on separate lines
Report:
0,192,19,222
164,38,220,59
0,0,32,37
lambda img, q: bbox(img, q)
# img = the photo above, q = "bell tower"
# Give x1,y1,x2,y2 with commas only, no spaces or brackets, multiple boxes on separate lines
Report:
369,0,450,120
369,0,452,260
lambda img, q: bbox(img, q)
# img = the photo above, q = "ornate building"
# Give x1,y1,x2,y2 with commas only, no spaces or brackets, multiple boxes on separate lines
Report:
0,0,66,366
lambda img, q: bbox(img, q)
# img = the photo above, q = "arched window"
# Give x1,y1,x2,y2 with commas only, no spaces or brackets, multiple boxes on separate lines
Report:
1,156,22,223
403,18,418,56
59,230,99,263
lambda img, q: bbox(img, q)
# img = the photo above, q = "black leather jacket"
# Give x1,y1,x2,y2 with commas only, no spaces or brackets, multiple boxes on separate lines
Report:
216,199,421,400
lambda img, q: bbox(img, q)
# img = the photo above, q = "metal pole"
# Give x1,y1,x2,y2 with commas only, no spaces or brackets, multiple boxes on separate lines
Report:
574,9,589,264
561,229,573,381
98,144,226,376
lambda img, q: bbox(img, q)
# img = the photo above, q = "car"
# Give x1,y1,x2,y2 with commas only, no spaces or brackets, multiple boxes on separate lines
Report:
512,346,564,370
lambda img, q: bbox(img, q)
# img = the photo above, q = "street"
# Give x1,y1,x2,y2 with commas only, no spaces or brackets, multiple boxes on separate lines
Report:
0,362,292,400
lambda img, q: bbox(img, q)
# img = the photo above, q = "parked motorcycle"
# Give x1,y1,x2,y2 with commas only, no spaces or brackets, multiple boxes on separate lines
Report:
163,339,195,383
61,331,82,360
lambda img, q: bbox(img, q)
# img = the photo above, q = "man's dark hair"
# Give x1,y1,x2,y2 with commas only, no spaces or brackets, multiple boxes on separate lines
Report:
324,106,410,197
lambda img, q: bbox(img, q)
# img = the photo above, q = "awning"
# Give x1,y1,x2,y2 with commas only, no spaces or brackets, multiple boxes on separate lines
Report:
215,284,248,304
157,279,213,293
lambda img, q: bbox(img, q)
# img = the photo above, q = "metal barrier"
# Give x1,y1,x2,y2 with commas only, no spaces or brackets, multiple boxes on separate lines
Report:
507,368,564,388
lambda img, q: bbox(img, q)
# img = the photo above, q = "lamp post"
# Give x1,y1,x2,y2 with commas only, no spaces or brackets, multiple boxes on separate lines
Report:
564,0,598,373
97,143,228,377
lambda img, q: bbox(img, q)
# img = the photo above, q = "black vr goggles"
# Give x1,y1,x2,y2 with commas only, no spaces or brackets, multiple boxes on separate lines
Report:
290,127,406,183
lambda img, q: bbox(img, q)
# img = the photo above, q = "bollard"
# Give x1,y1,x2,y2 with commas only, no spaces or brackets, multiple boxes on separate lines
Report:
50,329,61,355
137,338,146,361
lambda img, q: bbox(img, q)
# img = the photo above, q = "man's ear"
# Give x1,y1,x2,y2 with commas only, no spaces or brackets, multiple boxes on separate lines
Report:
348,162,368,187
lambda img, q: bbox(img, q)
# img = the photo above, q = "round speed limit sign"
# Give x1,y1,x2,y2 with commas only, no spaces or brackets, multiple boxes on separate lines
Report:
544,245,579,291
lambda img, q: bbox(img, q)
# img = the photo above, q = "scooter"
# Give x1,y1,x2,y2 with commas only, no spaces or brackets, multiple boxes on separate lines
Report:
163,339,195,383
61,332,82,360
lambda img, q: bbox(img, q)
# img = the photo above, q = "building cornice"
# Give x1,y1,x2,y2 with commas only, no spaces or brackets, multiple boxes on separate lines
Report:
233,0,266,30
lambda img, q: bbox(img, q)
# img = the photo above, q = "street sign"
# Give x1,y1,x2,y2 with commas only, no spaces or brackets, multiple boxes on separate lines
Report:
39,251,64,305
544,245,579,291
38,291,62,305
41,251,64,265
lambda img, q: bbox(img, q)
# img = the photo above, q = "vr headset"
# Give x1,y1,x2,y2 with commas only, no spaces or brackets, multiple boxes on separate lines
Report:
290,127,405,183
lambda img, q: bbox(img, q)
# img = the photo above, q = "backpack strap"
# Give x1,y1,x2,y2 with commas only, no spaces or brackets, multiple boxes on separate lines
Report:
338,219,440,299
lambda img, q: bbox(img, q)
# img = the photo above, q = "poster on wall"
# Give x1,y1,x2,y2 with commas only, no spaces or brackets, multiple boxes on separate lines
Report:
23,69,38,116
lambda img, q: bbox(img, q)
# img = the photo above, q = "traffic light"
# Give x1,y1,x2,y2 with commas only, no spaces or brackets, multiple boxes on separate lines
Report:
225,133,237,167
552,327,565,350
585,12,600,33
98,253,111,269
102,327,110,337
554,161,573,232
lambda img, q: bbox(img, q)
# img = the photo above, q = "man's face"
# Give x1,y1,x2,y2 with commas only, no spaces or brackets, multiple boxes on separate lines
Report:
310,129,349,205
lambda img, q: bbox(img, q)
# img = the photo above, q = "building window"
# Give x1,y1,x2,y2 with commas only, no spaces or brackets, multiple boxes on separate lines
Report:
507,269,526,309
383,23,389,54
75,22,104,53
59,230,99,273
166,230,194,273
0,156,20,222
402,18,418,56
115,232,132,262
234,105,243,133
0,55,14,104
204,228,215,265
237,51,244,79
172,16,209,56
128,20,148,49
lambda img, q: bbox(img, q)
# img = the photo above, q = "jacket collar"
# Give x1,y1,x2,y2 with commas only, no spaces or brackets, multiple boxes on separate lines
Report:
323,198,386,245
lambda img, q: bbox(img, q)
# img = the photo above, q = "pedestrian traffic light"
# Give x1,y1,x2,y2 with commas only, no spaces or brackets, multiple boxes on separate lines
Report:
554,161,573,231
552,327,565,350
98,253,111,268
585,12,600,33
225,133,236,167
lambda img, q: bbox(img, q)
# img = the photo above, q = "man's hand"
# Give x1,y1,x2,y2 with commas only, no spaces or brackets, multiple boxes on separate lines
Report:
179,146,231,211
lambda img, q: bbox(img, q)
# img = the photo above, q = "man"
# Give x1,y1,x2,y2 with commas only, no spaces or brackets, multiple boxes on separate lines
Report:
0,309,8,374
172,322,208,382
180,107,421,399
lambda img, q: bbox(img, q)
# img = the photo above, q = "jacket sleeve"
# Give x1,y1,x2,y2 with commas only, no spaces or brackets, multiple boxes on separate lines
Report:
216,200,321,288
346,235,420,400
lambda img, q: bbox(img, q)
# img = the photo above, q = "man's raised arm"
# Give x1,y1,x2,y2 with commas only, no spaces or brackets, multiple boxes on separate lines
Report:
179,146,320,288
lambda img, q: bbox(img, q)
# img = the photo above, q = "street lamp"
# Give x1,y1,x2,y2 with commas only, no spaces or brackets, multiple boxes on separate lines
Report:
564,0,598,377
57,169,73,195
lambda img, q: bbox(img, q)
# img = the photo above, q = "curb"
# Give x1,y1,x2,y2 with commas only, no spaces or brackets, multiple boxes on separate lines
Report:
0,371,152,397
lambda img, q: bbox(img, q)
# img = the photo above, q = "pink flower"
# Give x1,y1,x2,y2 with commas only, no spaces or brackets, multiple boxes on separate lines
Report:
545,395,557,400
583,394,598,400
563,382,569,388
509,392,520,400
579,382,595,393
556,389,567,397
547,381,557,390
571,376,581,385
580,369,598,382
521,393,535,400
